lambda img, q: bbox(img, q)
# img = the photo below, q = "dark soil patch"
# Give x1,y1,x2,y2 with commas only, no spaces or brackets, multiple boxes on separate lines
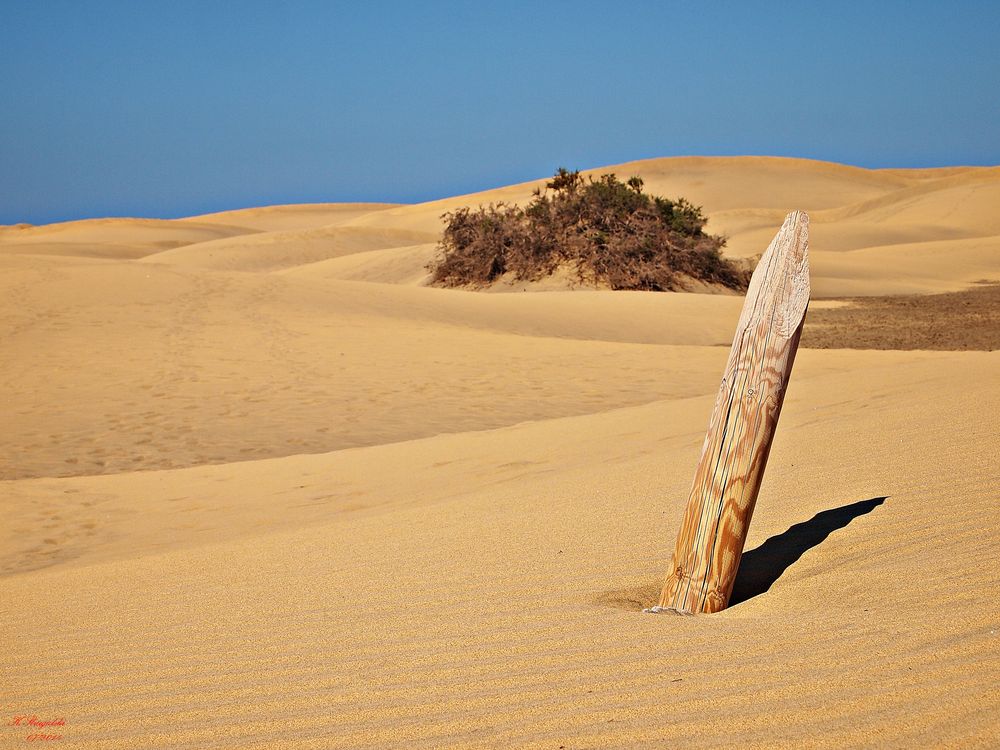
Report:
802,282,1000,351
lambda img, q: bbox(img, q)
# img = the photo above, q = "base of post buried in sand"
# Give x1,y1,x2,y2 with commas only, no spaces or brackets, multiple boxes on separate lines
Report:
642,605,693,616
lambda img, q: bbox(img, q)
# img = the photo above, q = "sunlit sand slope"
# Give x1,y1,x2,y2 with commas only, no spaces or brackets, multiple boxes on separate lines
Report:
179,202,400,232
1,350,997,747
1,253,744,480
0,217,257,259
140,226,436,272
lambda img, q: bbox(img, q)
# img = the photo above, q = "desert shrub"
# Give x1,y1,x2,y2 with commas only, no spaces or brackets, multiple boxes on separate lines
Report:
428,168,749,292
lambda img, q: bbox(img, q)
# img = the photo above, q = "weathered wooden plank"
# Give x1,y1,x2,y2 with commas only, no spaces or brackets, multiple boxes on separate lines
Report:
650,211,811,615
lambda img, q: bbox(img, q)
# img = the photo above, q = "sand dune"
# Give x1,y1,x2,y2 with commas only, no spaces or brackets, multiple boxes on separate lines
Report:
1,255,749,481
278,242,439,285
809,235,1000,296
4,156,996,293
817,166,1000,226
338,156,985,236
0,217,258,260
2,156,998,748
179,202,400,231
325,156,999,295
141,225,436,272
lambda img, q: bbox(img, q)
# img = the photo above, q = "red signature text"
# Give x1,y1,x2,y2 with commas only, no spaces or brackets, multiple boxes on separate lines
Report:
7,715,65,742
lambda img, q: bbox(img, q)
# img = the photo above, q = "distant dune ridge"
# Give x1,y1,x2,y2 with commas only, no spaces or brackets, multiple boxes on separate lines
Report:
3,155,998,292
2,156,998,748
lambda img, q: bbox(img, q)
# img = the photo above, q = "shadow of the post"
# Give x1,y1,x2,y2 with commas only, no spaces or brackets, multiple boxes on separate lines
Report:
729,496,887,606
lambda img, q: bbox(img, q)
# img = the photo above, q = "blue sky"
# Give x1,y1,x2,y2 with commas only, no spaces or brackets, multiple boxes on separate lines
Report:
2,1,998,224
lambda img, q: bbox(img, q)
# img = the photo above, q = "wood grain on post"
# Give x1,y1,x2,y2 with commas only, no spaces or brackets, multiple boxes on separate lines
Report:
651,211,811,615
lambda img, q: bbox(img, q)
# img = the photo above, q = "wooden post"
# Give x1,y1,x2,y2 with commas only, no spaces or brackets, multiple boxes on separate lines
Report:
649,211,811,615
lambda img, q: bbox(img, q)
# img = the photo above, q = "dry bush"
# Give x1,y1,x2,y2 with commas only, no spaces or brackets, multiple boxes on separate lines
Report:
429,169,749,292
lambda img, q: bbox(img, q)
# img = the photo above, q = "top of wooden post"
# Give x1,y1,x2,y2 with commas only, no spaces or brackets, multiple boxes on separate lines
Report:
737,210,810,340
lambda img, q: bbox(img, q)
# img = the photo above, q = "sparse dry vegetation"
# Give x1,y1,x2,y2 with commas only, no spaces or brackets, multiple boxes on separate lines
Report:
428,168,749,291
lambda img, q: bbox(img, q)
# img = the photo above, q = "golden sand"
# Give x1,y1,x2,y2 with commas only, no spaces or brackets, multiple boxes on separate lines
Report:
2,157,998,748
